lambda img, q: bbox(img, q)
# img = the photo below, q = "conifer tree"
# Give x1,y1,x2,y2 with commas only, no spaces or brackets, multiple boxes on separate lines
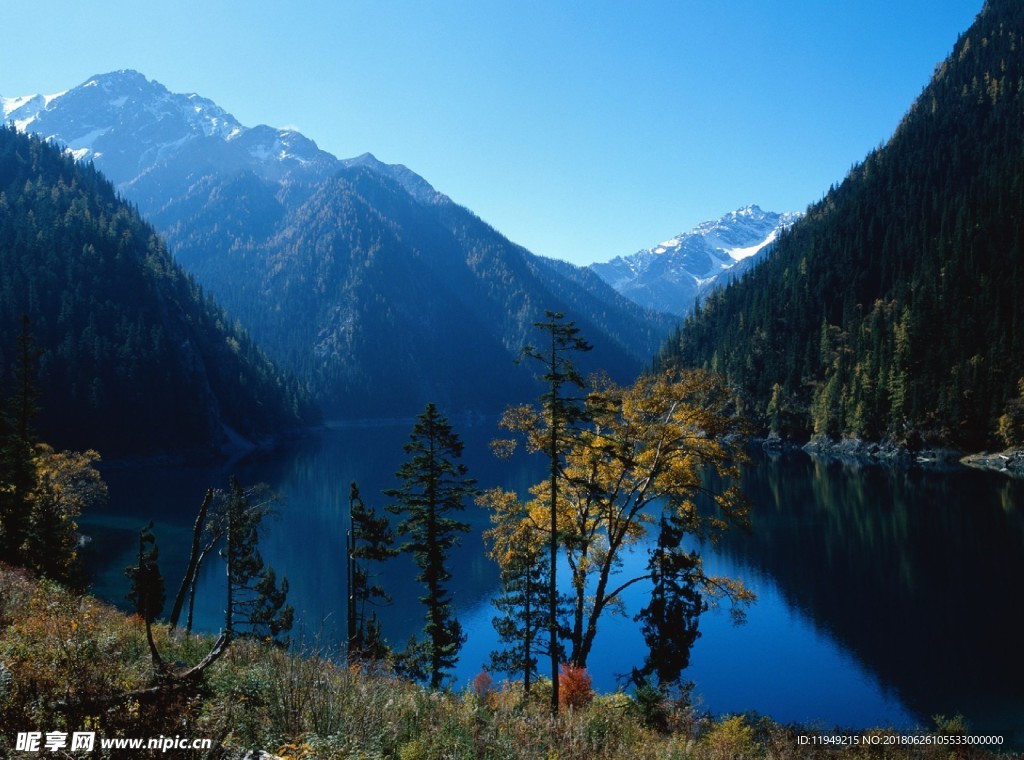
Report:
13,315,40,445
0,316,40,566
0,400,33,564
23,445,105,587
126,521,165,669
386,403,475,688
222,477,293,644
497,310,591,712
479,487,564,695
346,481,397,664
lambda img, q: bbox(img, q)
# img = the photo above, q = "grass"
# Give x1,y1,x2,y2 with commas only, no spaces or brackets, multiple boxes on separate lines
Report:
0,564,1015,759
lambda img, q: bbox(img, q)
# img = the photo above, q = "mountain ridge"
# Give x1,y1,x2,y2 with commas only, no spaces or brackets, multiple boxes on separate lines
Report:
590,204,802,315
5,71,673,418
0,125,318,456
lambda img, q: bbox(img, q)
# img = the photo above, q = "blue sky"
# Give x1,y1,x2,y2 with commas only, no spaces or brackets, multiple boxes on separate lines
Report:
2,1,981,265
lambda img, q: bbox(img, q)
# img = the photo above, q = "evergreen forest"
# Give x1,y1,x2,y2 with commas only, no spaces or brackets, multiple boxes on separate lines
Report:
659,0,1024,451
0,126,318,456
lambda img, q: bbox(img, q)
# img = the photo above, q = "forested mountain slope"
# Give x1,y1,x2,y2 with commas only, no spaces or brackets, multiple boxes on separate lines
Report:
166,161,672,417
6,72,673,419
659,0,1023,451
0,126,318,455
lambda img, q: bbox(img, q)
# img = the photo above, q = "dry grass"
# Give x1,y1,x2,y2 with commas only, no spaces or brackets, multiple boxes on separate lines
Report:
0,564,1014,759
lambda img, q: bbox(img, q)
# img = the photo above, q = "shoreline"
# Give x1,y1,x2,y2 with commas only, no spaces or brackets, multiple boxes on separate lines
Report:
762,434,1024,478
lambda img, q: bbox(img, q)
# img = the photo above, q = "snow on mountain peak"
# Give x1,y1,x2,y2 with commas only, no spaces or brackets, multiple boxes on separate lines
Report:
3,71,446,204
590,205,803,315
1,71,346,187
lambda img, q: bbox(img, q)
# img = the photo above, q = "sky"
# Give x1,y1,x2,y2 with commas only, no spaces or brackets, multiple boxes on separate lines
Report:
1,1,982,266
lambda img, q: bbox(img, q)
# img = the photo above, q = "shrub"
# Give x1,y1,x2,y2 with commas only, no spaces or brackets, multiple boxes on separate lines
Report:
701,714,757,759
559,664,594,709
631,681,670,732
472,669,494,702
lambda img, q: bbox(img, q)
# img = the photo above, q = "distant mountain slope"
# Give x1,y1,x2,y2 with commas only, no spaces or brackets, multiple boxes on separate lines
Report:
590,205,801,316
5,71,672,417
0,126,318,456
659,0,1022,450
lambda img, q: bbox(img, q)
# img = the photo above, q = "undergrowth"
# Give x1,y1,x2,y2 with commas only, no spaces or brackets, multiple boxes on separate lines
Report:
0,564,1012,759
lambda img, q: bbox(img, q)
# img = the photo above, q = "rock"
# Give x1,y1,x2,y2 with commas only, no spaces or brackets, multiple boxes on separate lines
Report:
961,448,1024,478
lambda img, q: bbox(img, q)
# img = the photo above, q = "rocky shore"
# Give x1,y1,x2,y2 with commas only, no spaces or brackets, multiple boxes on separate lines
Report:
960,448,1024,477
762,434,1024,478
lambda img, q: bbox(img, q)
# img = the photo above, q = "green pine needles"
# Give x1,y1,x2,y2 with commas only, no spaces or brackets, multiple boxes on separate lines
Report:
386,403,476,689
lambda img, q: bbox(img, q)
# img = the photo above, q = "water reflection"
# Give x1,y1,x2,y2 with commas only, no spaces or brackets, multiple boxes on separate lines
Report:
718,450,1024,738
80,428,1022,739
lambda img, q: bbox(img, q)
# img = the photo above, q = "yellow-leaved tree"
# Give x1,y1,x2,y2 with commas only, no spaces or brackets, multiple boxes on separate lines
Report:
485,367,755,680
24,444,107,587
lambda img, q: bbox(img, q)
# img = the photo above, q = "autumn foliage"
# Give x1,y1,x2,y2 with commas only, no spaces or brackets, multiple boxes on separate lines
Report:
558,663,594,709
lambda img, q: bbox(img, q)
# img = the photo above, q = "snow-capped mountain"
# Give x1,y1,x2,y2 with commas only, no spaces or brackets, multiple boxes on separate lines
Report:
590,205,803,315
3,70,453,214
3,70,339,186
4,70,671,418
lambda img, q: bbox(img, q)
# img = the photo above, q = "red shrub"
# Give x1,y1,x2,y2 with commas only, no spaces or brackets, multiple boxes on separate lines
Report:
559,663,594,709
472,669,494,700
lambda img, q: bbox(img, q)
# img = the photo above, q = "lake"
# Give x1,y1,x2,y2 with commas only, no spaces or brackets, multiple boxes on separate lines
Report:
81,421,1024,742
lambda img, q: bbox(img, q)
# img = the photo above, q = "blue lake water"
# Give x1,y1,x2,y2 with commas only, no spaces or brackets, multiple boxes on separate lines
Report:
81,421,1024,742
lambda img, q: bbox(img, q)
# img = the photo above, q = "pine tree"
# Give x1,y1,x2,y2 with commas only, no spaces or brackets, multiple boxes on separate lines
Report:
23,445,105,588
0,316,40,566
346,481,397,664
386,403,475,689
125,521,165,669
222,477,293,644
479,487,564,695
511,310,592,712
0,400,34,564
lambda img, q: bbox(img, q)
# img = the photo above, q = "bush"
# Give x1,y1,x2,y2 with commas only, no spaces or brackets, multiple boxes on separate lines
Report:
472,669,494,702
701,714,757,760
559,664,594,709
631,681,670,732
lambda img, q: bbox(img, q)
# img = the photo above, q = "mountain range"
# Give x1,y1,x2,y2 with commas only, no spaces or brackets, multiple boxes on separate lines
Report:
590,205,802,315
659,0,1023,450
4,71,674,419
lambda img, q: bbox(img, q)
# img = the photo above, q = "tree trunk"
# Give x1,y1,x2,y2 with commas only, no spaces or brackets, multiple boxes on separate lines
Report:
169,489,213,630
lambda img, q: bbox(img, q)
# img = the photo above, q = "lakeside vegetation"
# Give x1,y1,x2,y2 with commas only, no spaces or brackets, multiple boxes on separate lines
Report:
0,563,1003,759
3,3,1023,754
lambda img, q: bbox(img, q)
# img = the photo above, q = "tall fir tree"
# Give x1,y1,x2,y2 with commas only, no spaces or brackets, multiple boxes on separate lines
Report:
346,481,397,664
498,310,592,712
386,403,475,689
125,521,166,669
0,316,39,565
222,477,293,644
480,487,565,696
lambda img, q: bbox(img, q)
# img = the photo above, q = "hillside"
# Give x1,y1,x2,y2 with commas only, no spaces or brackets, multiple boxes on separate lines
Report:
659,0,1022,450
166,160,672,416
0,126,318,456
6,72,673,418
